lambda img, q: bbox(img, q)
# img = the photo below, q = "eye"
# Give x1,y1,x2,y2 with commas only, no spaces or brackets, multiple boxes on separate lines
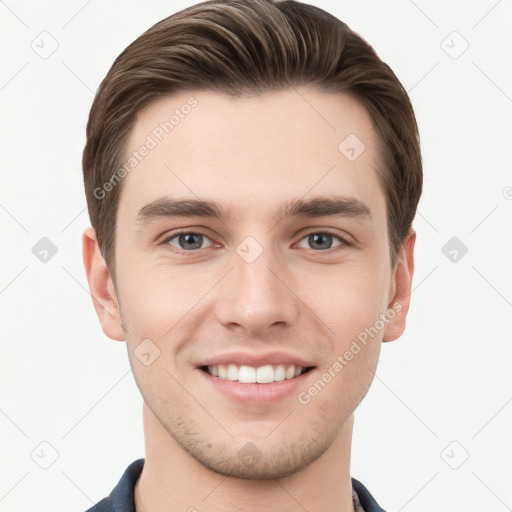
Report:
160,229,352,254
296,231,351,251
163,231,214,251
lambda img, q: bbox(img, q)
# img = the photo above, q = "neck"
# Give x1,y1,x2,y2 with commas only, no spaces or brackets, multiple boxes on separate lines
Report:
135,403,355,512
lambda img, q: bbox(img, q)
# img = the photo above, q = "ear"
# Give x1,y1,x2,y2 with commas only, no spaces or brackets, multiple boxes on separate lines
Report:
82,226,125,341
382,228,416,343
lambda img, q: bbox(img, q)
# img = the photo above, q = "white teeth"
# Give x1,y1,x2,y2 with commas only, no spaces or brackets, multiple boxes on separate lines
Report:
226,363,238,381
256,365,274,383
238,365,256,383
206,363,306,383
274,364,286,381
285,365,295,379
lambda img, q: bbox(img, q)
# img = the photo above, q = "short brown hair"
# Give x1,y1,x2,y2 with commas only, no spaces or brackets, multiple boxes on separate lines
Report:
83,0,422,279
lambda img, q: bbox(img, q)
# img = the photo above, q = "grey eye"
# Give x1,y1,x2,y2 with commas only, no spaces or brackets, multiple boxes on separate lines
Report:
296,232,347,251
166,233,213,251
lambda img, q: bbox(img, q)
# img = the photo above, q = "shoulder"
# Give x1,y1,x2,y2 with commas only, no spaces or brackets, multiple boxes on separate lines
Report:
351,477,388,512
83,458,145,512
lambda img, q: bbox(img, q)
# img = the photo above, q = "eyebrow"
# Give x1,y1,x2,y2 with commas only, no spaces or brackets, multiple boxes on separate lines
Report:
135,195,372,225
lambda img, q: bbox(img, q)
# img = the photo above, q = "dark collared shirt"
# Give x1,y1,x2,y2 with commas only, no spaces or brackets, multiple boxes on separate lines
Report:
84,458,387,512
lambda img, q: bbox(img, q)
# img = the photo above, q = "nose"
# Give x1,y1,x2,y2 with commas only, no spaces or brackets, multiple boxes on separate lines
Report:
214,243,300,335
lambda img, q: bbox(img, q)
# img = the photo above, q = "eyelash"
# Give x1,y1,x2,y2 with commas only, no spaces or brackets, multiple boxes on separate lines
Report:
160,229,353,255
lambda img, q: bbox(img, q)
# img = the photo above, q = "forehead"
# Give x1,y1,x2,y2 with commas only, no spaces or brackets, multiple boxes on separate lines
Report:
119,88,385,224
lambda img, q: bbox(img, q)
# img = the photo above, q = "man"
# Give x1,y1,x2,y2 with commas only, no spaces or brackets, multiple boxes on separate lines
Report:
81,0,421,510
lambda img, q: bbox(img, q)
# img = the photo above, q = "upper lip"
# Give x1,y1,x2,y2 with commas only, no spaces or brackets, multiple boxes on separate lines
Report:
197,350,315,368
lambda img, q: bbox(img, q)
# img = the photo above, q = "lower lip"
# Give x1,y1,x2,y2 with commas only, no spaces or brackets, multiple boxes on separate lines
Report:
197,368,314,404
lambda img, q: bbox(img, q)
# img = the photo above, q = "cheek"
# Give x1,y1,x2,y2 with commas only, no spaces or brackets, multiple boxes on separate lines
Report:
117,260,194,329
129,357,191,428
313,319,382,414
304,264,388,337
116,261,215,371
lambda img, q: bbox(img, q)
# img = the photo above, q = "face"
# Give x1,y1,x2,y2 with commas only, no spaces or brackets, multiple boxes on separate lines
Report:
84,88,415,479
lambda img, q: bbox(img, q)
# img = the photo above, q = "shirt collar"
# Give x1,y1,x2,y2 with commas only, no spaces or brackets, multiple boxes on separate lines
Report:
86,458,387,512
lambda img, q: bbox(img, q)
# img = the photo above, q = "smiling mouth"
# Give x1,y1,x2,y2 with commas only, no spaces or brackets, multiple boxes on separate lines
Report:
200,364,314,384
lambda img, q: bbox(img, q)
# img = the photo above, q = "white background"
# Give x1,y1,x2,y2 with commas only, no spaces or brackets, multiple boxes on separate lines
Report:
1,0,511,511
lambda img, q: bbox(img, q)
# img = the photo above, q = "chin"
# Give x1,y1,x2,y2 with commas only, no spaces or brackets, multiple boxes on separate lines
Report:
175,429,332,481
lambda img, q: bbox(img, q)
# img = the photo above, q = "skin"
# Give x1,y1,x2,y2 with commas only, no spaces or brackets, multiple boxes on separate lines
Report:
83,87,415,512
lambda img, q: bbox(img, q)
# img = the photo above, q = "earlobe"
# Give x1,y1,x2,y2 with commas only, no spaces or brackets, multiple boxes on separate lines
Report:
82,226,125,341
382,228,416,343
